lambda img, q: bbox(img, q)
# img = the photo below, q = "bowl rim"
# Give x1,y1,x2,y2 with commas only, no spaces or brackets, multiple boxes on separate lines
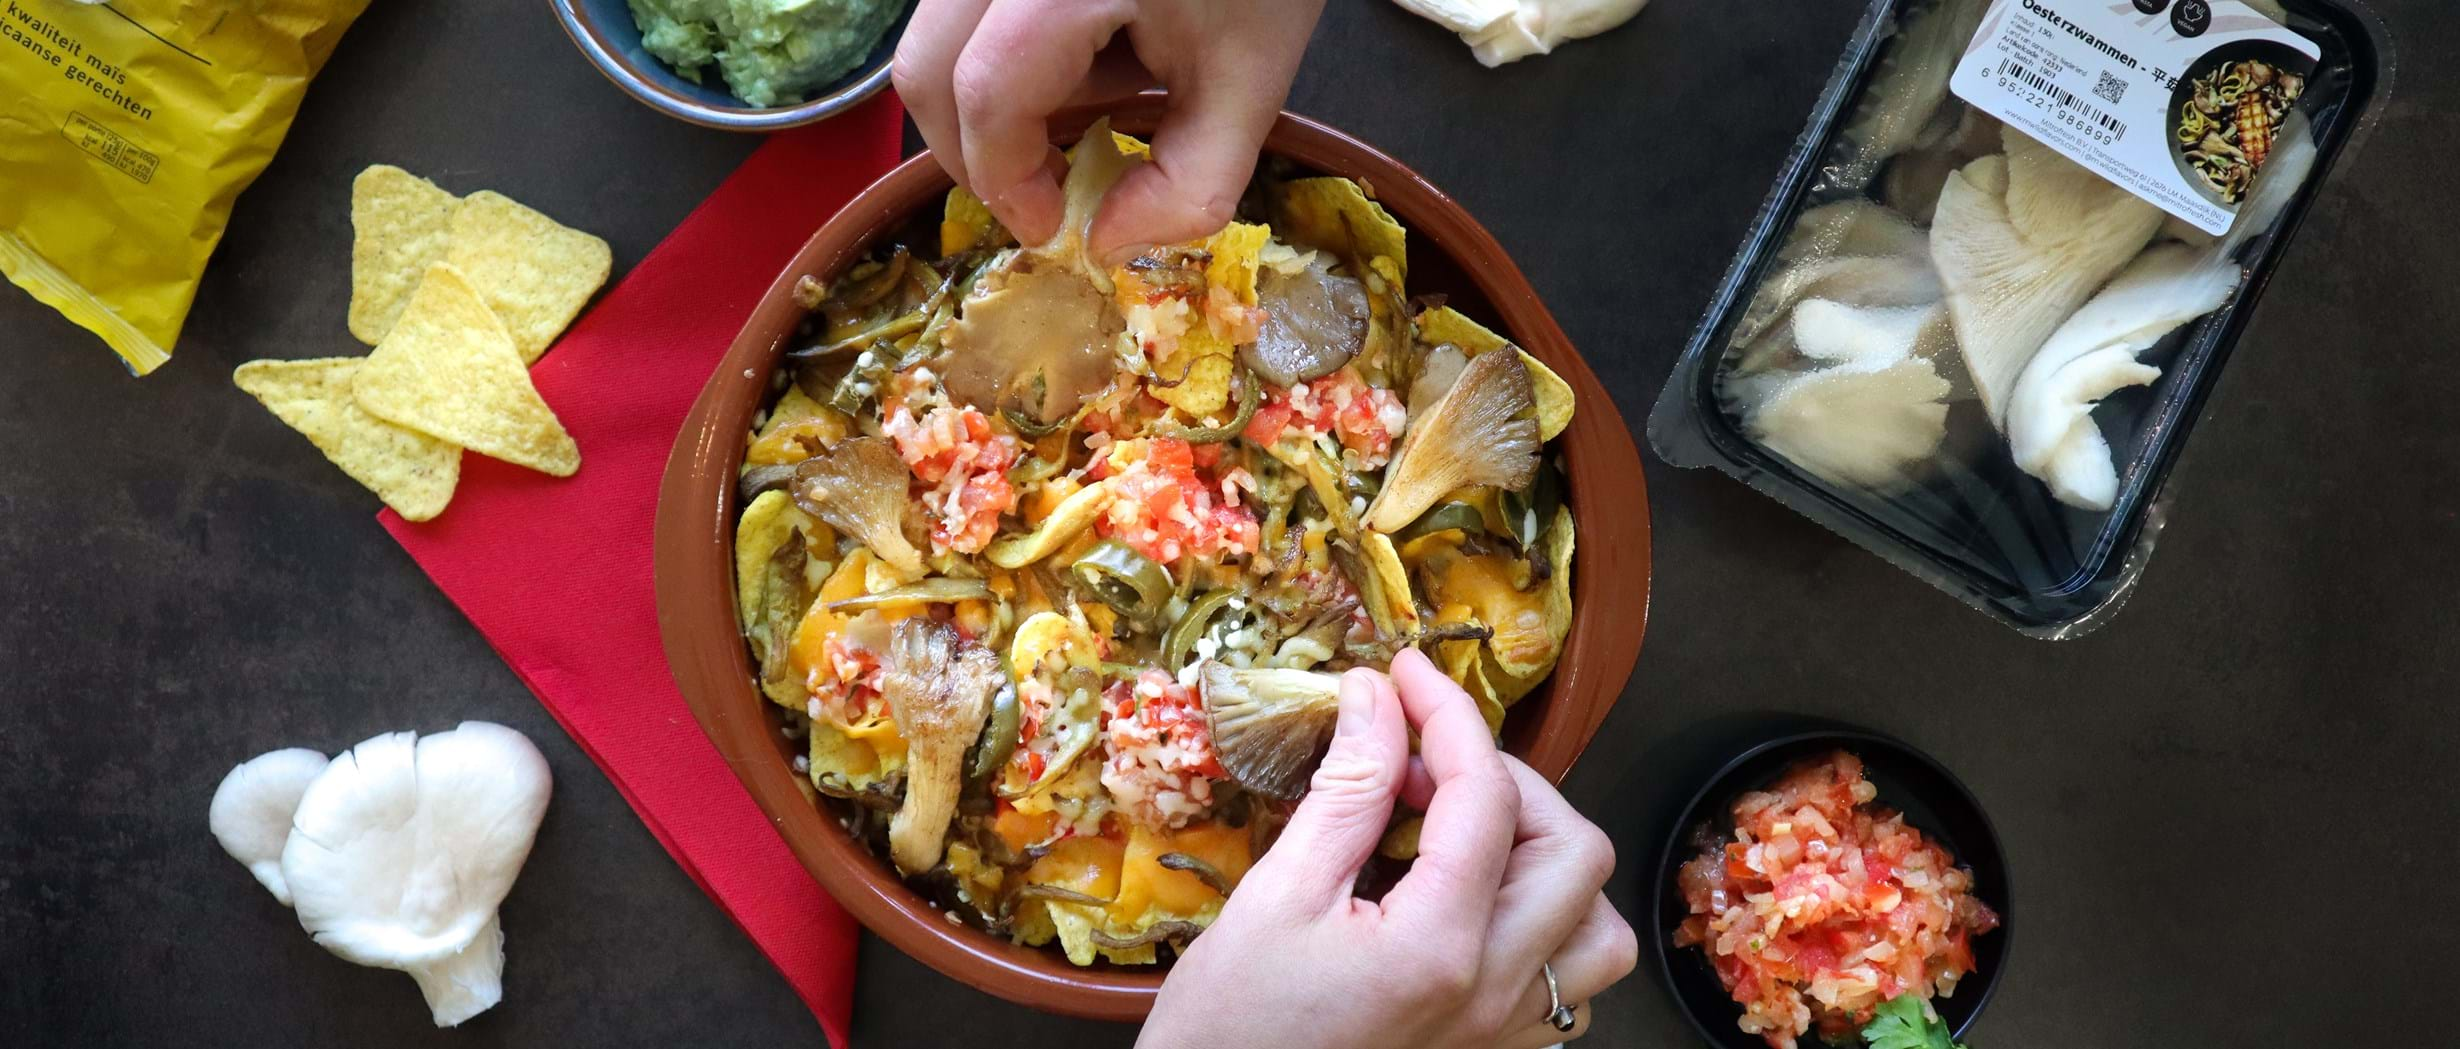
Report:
653,99,1654,1019
546,0,899,131
1647,727,2013,1048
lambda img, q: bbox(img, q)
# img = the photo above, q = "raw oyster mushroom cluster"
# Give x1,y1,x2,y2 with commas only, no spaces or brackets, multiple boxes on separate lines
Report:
1721,0,2317,510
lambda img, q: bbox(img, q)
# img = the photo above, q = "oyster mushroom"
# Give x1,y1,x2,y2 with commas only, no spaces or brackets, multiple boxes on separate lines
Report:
792,436,925,576
1837,0,1988,183
1738,355,1952,490
277,722,552,1027
208,748,331,906
1931,131,2164,425
1243,251,1370,387
881,618,1002,873
2005,243,2241,510
1196,661,1343,800
940,120,1137,424
1362,348,1540,532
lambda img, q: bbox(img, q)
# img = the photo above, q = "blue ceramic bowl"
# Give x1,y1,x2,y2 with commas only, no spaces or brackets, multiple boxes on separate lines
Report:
548,0,912,131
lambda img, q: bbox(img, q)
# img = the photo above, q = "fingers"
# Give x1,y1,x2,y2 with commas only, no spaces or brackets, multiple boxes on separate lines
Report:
892,0,997,191
1482,757,1619,975
1502,895,1639,1038
1495,1002,1590,1049
1381,648,1520,932
1062,39,1158,109
951,0,1138,243
1241,668,1409,914
1084,67,1279,258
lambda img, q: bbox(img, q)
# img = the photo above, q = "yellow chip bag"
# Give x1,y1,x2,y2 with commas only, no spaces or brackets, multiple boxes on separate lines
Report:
234,357,460,522
443,191,613,364
348,166,462,345
0,0,373,374
353,264,581,477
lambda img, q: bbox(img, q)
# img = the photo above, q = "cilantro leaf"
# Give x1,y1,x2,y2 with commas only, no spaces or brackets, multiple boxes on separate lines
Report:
1861,995,1966,1049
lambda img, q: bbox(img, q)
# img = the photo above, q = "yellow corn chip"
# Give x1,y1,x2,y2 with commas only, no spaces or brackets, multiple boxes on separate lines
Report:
353,264,581,476
1274,178,1408,282
235,358,460,522
1415,306,1576,441
1206,222,1270,306
443,191,612,363
1150,342,1236,418
347,166,461,346
942,187,1006,256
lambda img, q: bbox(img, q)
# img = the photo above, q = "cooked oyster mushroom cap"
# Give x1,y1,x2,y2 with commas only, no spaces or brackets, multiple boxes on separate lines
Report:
1197,661,1343,800
1243,253,1368,387
940,120,1137,423
942,253,1126,423
792,437,925,577
882,619,1002,873
1362,348,1540,532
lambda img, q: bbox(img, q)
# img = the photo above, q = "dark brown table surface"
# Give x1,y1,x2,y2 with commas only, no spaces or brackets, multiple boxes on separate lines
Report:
8,1,2455,1045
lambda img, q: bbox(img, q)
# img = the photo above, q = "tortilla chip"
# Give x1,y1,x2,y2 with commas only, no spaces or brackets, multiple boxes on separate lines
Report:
1416,304,1508,354
1206,222,1271,306
1274,177,1408,282
353,263,582,476
444,191,612,363
942,187,1006,257
347,166,461,345
987,481,1113,569
235,357,461,521
810,717,896,792
1149,345,1235,418
734,490,807,632
1362,531,1421,636
1540,503,1573,656
1415,306,1575,441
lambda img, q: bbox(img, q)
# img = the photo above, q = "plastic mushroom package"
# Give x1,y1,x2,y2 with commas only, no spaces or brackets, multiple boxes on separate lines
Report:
1650,0,2386,636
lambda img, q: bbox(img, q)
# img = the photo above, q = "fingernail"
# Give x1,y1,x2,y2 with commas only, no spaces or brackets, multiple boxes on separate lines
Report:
1335,672,1377,737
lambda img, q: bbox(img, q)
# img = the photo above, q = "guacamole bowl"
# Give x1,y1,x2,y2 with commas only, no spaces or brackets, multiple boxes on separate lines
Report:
653,99,1655,1019
550,0,912,131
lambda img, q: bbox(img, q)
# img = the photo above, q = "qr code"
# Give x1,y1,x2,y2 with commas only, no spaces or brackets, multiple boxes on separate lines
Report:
2094,71,2128,105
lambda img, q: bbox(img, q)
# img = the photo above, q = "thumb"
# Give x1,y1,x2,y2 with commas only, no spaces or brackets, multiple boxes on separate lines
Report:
1241,668,1409,914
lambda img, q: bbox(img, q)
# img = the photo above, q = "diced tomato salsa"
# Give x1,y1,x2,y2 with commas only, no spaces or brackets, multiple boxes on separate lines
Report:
1672,752,1999,1049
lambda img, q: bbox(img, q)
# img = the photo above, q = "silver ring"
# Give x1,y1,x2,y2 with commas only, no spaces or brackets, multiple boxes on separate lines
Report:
1542,962,1577,1032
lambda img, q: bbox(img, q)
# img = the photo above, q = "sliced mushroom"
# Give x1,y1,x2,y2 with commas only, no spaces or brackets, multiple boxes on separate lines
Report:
792,437,925,576
1242,253,1369,387
1197,661,1342,800
940,121,1137,423
1362,349,1540,532
882,620,1002,873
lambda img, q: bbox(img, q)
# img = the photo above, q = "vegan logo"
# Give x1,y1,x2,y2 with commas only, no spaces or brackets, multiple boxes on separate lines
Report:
2171,0,2211,36
2133,0,2168,12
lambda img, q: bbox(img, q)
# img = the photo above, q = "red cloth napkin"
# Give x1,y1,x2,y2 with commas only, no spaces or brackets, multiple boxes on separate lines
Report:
379,95,906,1049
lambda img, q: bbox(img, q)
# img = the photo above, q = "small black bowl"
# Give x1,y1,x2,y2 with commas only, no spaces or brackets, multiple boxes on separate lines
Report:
1649,729,2011,1049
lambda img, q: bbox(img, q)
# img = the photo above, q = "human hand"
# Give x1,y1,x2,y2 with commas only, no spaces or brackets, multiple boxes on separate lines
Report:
1137,649,1638,1049
893,0,1327,259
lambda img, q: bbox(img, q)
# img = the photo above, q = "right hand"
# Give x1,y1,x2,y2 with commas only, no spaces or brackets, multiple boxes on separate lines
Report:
1136,649,1639,1049
893,0,1328,260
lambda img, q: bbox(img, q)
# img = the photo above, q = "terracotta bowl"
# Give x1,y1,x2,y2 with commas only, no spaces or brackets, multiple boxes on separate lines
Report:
653,99,1654,1020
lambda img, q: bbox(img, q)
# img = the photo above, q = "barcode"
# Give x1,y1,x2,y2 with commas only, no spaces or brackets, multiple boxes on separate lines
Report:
1999,58,2128,140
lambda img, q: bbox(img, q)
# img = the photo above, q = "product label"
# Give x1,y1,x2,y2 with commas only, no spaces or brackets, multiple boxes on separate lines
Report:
1950,0,2318,234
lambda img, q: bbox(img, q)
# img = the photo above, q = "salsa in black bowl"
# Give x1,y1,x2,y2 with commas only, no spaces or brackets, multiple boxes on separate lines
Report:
1650,729,2011,1048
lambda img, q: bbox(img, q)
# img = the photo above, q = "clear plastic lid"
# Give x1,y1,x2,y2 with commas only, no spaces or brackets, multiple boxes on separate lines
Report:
1650,0,2387,636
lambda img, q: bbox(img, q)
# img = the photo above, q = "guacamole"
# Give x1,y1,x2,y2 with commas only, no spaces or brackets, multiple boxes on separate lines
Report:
627,0,902,108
